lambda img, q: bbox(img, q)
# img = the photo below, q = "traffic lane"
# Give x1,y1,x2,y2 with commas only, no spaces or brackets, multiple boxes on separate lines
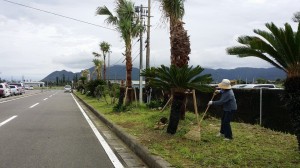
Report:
0,91,115,168
0,90,57,122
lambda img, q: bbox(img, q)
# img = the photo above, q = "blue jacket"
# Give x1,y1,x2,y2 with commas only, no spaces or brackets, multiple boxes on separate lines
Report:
212,89,237,111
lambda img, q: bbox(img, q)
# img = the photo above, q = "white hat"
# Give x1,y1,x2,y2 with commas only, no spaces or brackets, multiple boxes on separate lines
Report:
218,79,231,89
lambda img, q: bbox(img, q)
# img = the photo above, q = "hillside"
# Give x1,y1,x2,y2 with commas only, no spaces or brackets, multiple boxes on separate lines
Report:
41,66,285,82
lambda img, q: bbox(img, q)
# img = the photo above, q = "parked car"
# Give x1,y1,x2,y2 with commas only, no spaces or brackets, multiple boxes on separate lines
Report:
233,84,277,89
0,83,11,97
232,84,247,89
10,83,25,94
25,85,29,90
29,86,34,90
0,89,3,98
9,85,20,95
64,85,72,93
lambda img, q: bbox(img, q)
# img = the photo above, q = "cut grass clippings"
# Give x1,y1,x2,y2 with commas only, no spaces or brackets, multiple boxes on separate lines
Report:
75,92,300,168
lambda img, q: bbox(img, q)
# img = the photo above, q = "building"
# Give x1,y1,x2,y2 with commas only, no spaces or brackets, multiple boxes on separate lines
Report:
24,81,45,87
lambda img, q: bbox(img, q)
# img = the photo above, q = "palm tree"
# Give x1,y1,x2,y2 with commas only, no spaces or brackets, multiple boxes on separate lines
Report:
159,0,190,67
80,69,90,84
96,0,142,103
92,59,103,80
100,41,111,81
227,20,300,150
141,65,213,134
158,0,191,121
92,52,103,80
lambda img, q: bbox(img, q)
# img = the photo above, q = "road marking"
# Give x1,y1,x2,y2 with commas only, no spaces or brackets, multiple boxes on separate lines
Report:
0,93,38,104
0,115,17,127
0,91,54,104
71,94,124,168
43,98,48,101
29,103,39,108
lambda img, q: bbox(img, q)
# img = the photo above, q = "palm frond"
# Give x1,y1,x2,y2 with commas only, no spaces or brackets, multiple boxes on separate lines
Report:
141,65,212,92
227,21,300,76
92,52,101,58
160,0,185,23
227,46,286,72
96,6,118,25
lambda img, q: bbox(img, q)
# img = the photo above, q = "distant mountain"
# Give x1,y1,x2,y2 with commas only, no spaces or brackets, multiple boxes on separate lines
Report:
202,67,285,82
41,66,285,82
41,65,140,82
42,70,76,82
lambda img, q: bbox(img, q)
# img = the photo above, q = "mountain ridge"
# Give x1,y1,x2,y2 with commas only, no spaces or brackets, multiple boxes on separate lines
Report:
41,65,285,82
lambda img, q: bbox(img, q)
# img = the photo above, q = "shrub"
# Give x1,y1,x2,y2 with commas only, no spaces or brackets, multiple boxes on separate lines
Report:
146,99,163,109
85,79,106,97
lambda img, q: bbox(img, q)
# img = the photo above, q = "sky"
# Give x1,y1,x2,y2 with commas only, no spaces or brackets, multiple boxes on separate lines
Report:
0,0,299,81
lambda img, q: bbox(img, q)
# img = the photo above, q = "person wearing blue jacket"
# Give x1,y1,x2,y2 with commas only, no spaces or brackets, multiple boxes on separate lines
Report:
208,79,237,140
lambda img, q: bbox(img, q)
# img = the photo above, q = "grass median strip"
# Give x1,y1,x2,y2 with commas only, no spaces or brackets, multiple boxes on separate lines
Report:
75,92,300,168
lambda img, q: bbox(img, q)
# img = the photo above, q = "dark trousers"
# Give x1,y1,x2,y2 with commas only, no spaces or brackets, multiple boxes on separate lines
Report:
220,110,236,139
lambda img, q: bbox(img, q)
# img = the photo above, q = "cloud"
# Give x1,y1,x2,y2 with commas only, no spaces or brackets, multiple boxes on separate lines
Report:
0,0,299,81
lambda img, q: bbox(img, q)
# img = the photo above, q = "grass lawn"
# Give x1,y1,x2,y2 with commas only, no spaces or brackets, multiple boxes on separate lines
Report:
75,92,300,168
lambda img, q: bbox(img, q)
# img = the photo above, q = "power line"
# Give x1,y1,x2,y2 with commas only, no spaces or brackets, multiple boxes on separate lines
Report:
110,39,139,66
2,0,116,31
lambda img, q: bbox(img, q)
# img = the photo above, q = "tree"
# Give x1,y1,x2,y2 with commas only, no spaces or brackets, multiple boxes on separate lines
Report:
227,21,300,150
100,41,111,81
159,0,190,67
92,51,103,80
256,78,267,84
81,69,90,83
96,0,142,103
141,65,213,134
92,58,103,80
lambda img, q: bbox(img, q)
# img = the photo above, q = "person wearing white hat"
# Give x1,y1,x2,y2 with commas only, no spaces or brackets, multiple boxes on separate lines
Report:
208,79,237,140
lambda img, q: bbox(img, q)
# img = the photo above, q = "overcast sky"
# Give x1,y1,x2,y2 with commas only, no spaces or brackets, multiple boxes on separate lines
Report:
0,0,299,81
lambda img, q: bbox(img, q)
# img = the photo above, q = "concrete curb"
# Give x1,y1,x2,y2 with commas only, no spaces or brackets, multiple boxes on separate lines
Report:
74,94,173,168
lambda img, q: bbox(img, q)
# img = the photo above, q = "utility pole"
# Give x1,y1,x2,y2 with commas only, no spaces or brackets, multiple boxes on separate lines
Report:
146,0,151,70
108,51,111,82
135,4,148,104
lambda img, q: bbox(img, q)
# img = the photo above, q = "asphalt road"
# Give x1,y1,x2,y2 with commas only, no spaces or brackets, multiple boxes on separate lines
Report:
0,90,123,168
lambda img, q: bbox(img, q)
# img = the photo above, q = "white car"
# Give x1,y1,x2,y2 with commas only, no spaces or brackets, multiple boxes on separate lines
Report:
0,83,11,97
64,85,72,93
232,84,247,89
239,84,277,89
9,85,20,95
10,83,25,94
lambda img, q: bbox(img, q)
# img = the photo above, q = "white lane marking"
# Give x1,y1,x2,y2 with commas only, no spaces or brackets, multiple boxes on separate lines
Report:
29,103,39,108
0,94,38,104
0,91,55,104
71,94,124,168
0,115,17,127
43,98,48,101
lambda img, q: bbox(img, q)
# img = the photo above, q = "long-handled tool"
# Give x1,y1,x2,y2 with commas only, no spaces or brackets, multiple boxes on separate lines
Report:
199,93,216,125
184,91,216,141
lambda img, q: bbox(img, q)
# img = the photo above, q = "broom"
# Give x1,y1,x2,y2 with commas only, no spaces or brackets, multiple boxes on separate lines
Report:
184,90,216,141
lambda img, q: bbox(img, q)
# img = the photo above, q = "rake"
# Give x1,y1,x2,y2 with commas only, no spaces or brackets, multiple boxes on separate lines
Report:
184,90,216,141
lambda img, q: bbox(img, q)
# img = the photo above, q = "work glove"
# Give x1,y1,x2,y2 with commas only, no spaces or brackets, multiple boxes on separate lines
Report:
208,101,213,106
214,90,221,94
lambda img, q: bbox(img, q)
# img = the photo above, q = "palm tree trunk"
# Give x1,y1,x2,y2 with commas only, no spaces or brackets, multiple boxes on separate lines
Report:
170,21,190,68
125,42,133,103
284,77,300,150
167,89,186,134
